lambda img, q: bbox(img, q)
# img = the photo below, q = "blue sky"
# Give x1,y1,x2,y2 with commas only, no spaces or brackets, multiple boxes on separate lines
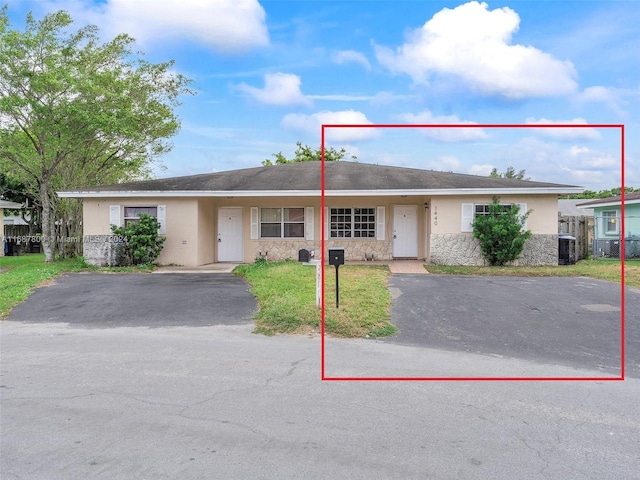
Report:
7,1,639,191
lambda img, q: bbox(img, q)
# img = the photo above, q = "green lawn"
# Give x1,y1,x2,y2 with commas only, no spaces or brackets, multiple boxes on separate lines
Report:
234,260,395,337
0,254,153,318
426,259,640,289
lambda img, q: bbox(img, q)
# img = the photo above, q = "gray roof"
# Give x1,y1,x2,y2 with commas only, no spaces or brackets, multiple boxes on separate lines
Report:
577,191,640,207
69,162,579,193
558,199,594,216
0,200,23,209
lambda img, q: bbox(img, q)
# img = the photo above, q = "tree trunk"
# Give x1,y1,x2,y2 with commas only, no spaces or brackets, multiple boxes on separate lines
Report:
40,181,54,263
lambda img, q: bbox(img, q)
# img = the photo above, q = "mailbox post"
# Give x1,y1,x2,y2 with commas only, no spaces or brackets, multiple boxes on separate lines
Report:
328,248,344,308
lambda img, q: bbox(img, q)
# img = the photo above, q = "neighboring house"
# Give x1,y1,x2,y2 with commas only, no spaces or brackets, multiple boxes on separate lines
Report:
1,199,24,257
577,192,640,259
58,162,582,267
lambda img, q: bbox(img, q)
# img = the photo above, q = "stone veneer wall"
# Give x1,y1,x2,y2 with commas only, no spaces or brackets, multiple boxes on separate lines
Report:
83,235,120,266
251,239,393,262
429,234,558,266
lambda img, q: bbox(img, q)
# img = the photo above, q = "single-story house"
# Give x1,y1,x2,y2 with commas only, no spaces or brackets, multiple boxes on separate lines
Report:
577,192,640,258
58,162,582,266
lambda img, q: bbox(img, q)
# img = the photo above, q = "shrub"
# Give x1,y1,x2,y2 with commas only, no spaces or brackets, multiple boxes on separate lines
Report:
111,214,166,266
472,197,531,266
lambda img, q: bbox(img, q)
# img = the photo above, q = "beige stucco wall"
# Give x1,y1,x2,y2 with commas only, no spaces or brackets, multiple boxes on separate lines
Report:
430,195,558,235
82,194,558,266
83,198,200,266
197,198,215,265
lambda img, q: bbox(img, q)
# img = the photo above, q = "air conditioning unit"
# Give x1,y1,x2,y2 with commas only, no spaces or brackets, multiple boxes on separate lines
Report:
604,239,620,257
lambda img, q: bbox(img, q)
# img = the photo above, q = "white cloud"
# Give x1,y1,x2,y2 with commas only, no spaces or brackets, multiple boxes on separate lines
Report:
525,117,602,140
236,73,312,106
420,155,464,172
564,146,618,169
569,146,589,157
396,111,488,142
469,164,495,176
374,1,578,98
53,0,269,53
573,86,627,116
281,110,380,142
333,50,372,70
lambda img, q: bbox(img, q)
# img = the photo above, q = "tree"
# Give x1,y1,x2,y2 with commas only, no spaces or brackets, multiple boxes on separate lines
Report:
262,141,356,166
489,166,529,180
0,9,192,262
561,186,640,200
110,214,165,266
472,197,531,266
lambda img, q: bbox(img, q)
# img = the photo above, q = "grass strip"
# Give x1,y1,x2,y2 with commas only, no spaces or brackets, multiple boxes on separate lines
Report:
234,260,395,337
426,259,640,289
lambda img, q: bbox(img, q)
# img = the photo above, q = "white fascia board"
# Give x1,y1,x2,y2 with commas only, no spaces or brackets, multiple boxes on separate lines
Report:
58,186,584,198
57,190,320,198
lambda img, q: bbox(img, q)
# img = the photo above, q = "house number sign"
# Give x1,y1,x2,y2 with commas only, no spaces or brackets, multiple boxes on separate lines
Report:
433,205,438,226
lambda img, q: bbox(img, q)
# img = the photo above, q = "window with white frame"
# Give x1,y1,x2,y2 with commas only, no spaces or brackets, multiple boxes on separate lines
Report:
461,202,527,232
603,210,619,234
124,206,158,226
260,207,304,238
330,207,376,238
474,203,513,216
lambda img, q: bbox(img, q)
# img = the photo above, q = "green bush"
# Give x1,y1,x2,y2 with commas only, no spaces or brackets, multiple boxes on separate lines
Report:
111,214,166,266
472,197,531,266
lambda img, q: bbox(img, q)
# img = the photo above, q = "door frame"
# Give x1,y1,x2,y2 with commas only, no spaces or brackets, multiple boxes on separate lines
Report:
392,205,418,258
217,207,244,262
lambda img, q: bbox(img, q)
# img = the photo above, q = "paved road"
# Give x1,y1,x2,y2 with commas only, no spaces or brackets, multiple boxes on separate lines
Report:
2,273,640,479
2,321,640,480
6,273,257,327
385,275,639,378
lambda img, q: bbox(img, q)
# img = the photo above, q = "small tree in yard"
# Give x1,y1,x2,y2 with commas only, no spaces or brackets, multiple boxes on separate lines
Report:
111,214,165,266
472,197,531,266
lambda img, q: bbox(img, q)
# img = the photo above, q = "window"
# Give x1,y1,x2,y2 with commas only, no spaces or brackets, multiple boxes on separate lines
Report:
330,207,376,238
474,204,513,216
461,203,527,232
260,208,304,238
124,206,158,226
603,211,619,234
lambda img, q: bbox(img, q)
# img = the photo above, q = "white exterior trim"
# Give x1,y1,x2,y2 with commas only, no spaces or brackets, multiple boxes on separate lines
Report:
59,187,583,198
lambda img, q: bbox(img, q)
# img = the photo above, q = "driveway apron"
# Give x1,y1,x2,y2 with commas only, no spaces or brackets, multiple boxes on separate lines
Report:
7,273,257,328
385,274,639,377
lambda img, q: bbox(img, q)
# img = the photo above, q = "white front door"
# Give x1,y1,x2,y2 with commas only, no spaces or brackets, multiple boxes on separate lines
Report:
218,207,243,262
393,205,418,258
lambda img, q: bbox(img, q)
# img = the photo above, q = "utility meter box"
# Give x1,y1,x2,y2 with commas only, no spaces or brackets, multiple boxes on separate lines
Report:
328,248,345,266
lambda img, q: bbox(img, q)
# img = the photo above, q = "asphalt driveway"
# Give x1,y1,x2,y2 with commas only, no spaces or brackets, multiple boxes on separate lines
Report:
7,273,257,328
385,275,639,377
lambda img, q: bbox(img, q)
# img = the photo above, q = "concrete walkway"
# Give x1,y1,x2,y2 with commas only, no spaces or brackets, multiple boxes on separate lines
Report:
153,260,428,274
153,263,239,273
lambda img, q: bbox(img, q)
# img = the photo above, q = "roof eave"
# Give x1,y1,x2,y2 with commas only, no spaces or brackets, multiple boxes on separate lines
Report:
58,186,583,198
578,199,640,208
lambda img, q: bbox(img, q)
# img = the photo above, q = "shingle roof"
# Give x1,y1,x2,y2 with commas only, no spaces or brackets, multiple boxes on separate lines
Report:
72,162,578,192
558,199,594,216
576,191,640,207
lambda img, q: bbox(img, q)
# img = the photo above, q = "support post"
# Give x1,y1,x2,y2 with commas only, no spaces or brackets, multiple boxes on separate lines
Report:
335,264,339,309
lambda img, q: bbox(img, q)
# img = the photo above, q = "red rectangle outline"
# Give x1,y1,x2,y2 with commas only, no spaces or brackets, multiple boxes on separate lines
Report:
321,123,625,381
